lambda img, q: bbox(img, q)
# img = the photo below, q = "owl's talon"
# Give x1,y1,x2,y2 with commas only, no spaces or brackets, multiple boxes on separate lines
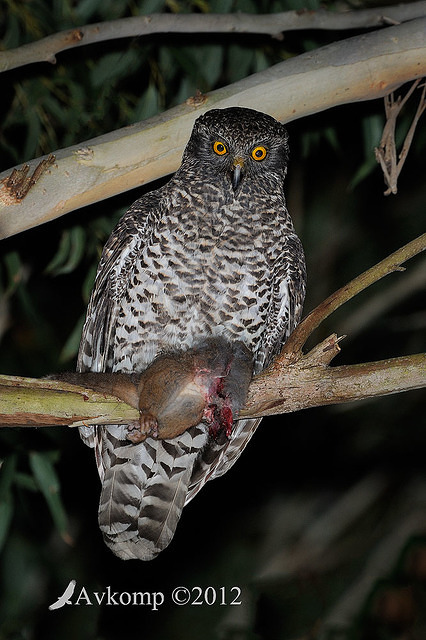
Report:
126,420,146,443
127,430,146,444
126,413,159,443
140,410,159,439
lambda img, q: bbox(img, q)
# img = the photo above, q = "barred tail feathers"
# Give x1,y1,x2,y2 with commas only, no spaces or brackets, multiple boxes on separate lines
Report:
98,425,208,561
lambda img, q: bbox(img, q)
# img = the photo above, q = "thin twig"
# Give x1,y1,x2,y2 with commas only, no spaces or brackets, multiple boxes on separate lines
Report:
397,80,426,181
279,233,426,362
375,79,426,195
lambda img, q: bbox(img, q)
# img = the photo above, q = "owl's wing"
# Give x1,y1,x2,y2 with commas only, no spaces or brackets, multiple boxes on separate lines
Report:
76,202,155,449
258,230,307,367
77,204,154,374
186,230,306,502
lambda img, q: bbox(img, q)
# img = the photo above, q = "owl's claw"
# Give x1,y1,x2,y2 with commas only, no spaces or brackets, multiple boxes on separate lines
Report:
126,412,159,443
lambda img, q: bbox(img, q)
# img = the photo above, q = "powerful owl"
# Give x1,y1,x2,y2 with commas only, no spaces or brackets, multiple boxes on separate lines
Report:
77,107,306,560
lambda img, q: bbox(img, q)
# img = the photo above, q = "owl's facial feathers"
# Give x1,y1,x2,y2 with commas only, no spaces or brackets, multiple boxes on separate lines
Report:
181,107,289,194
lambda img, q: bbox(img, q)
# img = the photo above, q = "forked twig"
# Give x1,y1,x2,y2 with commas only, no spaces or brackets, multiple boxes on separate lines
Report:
375,79,426,195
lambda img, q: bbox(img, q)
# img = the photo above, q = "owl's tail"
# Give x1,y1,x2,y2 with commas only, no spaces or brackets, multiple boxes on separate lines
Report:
97,424,208,561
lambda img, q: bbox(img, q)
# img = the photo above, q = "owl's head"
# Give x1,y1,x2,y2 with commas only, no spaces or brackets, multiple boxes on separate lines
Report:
181,107,289,195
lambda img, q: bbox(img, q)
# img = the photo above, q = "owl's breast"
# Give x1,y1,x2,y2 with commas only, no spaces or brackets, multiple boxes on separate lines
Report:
112,205,275,372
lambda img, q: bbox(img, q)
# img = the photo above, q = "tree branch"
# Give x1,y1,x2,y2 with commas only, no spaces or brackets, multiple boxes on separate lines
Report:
1,236,425,430
279,233,426,363
242,347,426,419
1,18,425,240
0,347,424,428
1,3,425,72
0,374,138,427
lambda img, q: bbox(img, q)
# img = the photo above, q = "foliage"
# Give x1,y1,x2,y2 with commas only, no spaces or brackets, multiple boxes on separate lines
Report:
0,0,425,639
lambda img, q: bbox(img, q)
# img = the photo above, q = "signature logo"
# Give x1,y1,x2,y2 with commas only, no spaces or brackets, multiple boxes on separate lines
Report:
47,581,240,610
48,579,77,610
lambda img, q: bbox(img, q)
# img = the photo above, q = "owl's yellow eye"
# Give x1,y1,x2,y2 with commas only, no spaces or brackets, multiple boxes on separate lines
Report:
213,141,228,156
251,146,267,161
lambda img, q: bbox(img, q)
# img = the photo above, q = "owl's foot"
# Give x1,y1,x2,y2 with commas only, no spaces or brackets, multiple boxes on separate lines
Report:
126,412,159,443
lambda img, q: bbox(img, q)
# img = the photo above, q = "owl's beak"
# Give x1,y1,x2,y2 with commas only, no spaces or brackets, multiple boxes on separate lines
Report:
231,157,245,192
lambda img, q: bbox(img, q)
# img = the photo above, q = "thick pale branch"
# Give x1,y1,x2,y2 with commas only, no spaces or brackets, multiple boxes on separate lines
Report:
1,3,425,72
1,18,425,239
280,233,426,362
0,350,424,428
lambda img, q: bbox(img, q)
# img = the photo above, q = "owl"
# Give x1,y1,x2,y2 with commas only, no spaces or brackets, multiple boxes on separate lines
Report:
77,107,306,560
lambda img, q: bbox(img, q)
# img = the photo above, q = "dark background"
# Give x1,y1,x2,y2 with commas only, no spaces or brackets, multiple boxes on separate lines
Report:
0,1,425,638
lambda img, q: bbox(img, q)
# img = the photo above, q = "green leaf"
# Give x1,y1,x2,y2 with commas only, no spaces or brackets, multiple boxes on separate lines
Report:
253,50,269,74
59,314,85,362
209,0,233,11
23,107,42,160
197,45,224,87
132,83,160,123
349,157,378,191
45,226,86,276
0,456,17,497
0,456,17,552
29,452,71,544
0,496,13,552
349,114,384,189
82,263,98,303
73,0,105,22
3,252,24,296
91,50,140,90
138,0,168,12
2,14,21,49
227,45,255,84
323,126,340,153
45,230,71,275
235,0,256,12
362,113,384,156
13,472,38,492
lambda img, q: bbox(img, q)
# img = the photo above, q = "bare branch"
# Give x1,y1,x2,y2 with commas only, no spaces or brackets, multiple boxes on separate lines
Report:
375,79,426,194
340,256,426,339
1,3,426,72
1,18,425,240
279,233,426,362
